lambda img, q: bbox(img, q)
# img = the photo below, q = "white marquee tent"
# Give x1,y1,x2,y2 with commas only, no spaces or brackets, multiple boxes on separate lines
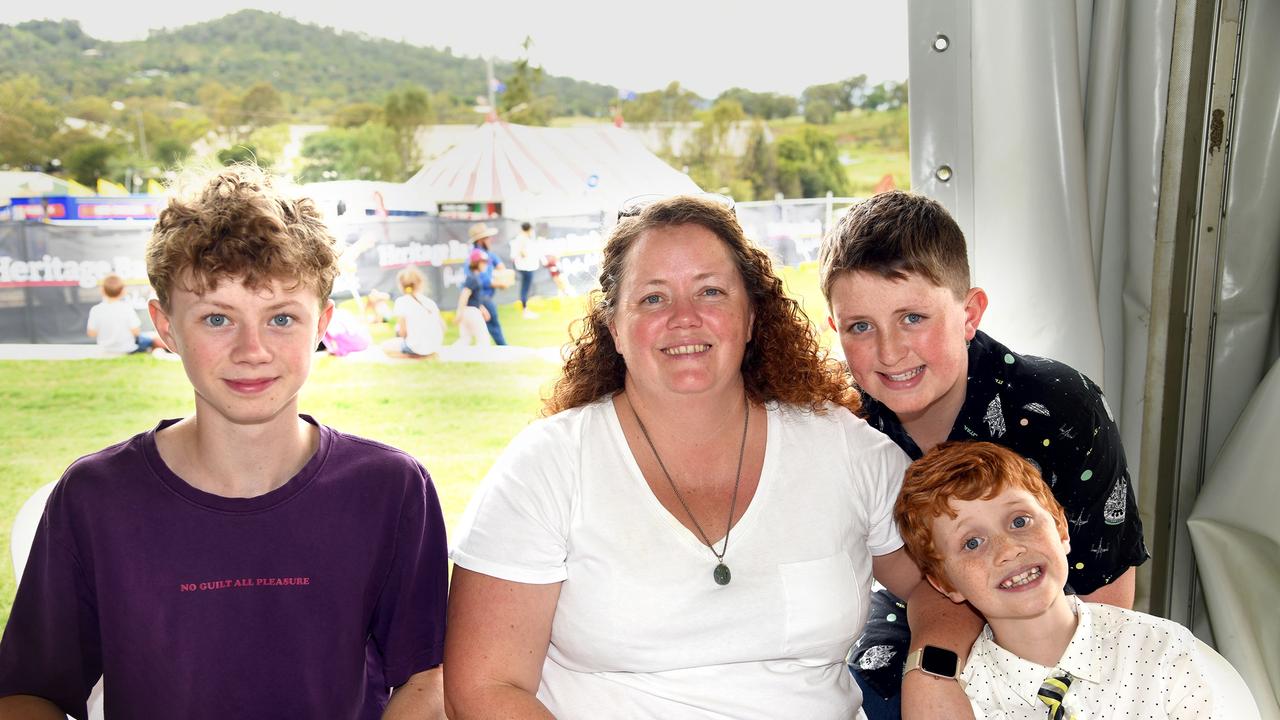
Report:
405,121,701,219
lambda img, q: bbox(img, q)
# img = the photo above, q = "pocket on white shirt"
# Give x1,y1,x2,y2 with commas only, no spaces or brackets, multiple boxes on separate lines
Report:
779,551,861,656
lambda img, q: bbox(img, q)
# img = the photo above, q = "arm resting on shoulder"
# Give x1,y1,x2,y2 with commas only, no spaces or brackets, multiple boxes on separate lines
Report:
871,547,922,599
383,666,444,720
1077,566,1135,609
444,566,561,720
901,580,984,720
0,694,66,719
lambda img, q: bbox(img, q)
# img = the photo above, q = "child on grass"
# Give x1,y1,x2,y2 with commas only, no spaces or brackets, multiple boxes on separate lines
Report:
0,165,448,719
896,441,1214,719
86,272,168,355
381,266,445,359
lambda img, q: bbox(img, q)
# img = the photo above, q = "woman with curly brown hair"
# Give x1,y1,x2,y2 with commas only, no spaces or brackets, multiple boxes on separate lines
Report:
445,195,923,719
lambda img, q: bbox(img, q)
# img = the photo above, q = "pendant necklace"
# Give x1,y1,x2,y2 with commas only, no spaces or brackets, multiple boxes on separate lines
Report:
629,392,749,586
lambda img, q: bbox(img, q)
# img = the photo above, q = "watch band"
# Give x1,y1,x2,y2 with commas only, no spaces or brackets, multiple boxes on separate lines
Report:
903,646,961,681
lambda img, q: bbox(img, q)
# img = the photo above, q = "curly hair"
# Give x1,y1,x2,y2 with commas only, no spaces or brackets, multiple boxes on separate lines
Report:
146,164,339,309
544,195,855,416
894,441,1069,592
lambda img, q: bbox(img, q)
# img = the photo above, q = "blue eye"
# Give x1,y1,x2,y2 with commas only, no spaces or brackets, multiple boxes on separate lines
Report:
904,313,924,324
849,320,872,334
269,314,294,328
204,314,229,328
704,287,724,297
1012,515,1031,529
641,294,662,305
963,537,983,551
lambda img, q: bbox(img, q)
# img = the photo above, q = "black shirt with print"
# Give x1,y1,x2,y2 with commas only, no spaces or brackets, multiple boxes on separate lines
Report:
850,330,1150,699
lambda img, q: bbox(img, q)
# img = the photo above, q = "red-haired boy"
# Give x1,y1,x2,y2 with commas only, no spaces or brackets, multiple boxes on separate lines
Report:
897,442,1213,719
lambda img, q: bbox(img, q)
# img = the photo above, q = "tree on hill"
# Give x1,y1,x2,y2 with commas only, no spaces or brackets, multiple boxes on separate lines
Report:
715,88,797,120
622,82,701,124
0,76,63,169
384,86,433,176
500,37,554,126
777,127,847,198
299,124,400,182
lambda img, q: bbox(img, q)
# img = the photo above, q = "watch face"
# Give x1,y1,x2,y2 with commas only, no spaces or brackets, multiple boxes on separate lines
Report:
922,645,959,677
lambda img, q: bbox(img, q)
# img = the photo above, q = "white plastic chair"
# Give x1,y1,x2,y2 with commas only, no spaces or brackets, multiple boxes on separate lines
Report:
1188,356,1280,720
10,481,105,720
1197,637,1263,719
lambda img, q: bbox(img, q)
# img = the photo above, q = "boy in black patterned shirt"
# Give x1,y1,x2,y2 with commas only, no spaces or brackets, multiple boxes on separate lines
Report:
818,191,1148,719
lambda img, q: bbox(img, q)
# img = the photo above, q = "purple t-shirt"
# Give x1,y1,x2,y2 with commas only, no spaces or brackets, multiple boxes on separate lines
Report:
0,416,447,719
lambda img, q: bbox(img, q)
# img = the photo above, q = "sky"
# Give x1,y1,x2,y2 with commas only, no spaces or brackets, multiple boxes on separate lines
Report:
0,1,908,98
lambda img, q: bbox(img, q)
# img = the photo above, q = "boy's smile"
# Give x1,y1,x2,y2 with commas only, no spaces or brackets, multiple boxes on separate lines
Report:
828,271,985,437
928,487,1072,626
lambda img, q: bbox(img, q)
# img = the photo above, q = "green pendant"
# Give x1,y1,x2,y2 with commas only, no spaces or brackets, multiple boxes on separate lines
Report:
713,562,731,586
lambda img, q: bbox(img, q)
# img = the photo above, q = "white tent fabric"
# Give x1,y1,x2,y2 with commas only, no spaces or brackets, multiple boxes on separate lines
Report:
405,121,701,219
910,1,1280,714
298,180,434,221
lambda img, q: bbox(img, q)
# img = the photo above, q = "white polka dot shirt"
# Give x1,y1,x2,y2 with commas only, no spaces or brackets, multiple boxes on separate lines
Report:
959,597,1215,719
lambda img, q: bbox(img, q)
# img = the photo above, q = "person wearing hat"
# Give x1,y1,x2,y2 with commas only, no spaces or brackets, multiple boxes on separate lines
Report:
468,223,507,345
455,248,496,347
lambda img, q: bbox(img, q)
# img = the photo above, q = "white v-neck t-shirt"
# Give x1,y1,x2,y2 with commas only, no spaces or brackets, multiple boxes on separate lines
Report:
452,398,910,719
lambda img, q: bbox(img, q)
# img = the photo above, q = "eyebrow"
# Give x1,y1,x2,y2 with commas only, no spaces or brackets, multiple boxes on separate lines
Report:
634,271,726,288
193,299,306,313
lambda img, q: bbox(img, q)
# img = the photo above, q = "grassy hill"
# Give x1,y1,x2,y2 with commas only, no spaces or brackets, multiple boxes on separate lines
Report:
0,12,617,117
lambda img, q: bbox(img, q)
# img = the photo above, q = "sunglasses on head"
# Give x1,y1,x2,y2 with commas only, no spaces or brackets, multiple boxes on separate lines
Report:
616,193,736,221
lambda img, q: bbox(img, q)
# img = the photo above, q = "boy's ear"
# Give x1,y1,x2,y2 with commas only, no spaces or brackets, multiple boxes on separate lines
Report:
148,300,177,353
927,574,967,604
962,287,988,341
316,299,335,339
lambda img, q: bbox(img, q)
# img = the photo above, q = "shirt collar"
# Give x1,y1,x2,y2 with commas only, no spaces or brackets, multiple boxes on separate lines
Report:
859,330,1003,459
972,596,1103,710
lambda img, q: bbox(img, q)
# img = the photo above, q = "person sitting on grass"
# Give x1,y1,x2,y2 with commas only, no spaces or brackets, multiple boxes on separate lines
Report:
0,164,448,719
87,272,169,355
381,266,445,359
895,441,1216,719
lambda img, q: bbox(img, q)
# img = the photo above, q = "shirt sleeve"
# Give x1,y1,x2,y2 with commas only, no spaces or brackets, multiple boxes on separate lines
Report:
368,460,449,687
1054,379,1148,595
841,411,909,556
128,308,141,331
450,419,575,584
0,477,101,716
86,305,99,334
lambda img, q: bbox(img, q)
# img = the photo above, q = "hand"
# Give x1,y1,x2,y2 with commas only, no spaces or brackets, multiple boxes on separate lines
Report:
481,307,491,322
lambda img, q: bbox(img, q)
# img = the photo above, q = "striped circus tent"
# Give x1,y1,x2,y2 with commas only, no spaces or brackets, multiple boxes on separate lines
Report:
406,120,701,219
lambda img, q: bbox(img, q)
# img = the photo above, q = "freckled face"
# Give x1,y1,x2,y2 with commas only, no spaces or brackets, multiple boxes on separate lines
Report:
151,276,333,429
929,488,1071,623
828,271,983,426
609,224,754,400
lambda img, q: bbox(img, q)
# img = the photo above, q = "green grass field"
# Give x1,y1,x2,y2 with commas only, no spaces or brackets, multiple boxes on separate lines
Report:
0,264,833,628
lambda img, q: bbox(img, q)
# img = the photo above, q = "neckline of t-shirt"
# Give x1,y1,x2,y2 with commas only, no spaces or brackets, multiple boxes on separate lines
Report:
141,414,331,513
603,397,780,557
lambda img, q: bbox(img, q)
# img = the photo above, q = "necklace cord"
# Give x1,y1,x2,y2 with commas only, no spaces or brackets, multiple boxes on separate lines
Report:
628,393,749,563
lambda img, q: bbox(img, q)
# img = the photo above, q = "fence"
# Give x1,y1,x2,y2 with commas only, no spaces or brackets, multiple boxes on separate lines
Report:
0,197,860,344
